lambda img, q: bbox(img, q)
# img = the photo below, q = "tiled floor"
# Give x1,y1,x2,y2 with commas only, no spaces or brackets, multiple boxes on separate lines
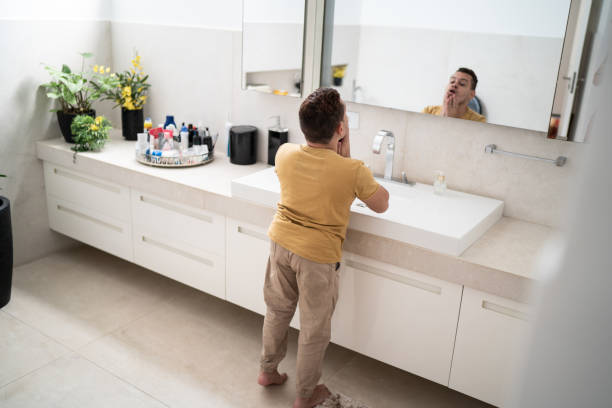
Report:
0,246,492,407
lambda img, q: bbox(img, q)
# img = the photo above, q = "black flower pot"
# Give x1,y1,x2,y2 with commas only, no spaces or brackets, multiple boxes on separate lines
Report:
57,110,96,143
121,108,144,140
0,196,12,309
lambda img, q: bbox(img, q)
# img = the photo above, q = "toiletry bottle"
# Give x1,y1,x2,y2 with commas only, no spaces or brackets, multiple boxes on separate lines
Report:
225,117,232,157
268,115,288,166
179,125,189,151
144,117,153,131
164,115,177,129
434,171,447,195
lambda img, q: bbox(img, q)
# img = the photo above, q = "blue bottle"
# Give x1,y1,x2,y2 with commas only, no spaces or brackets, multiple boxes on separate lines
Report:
164,115,177,129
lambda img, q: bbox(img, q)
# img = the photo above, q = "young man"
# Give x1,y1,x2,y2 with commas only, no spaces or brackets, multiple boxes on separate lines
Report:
257,88,389,408
423,67,486,122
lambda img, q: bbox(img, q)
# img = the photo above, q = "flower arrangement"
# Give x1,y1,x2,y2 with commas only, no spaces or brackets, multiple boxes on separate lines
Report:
41,52,101,114
70,115,111,152
93,54,150,111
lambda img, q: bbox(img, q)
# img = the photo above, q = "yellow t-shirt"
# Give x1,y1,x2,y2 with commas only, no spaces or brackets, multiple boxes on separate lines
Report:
268,143,380,263
423,105,486,123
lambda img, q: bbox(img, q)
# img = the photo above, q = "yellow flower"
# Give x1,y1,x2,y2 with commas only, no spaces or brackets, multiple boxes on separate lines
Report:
110,73,115,77
95,116,103,124
105,67,110,73
93,65,99,73
122,86,131,95
131,68,135,74
137,87,143,92
90,124,99,131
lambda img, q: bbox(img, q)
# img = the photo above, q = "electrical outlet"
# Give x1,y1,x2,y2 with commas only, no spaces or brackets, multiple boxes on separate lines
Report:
347,111,359,129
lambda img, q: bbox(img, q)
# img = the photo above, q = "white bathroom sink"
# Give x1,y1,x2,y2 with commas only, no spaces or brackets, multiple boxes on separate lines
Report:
231,167,503,256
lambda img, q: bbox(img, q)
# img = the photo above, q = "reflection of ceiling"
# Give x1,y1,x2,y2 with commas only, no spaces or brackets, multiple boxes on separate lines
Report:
336,0,571,38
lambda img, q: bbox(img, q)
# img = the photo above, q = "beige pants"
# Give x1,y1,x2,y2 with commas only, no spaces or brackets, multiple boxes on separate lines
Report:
260,241,340,398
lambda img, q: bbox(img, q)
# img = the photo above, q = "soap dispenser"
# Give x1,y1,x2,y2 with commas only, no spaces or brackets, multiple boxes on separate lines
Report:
434,170,447,195
268,116,288,166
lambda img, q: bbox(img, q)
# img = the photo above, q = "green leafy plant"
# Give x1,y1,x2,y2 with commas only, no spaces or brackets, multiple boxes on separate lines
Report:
41,52,101,114
70,115,111,152
92,54,150,110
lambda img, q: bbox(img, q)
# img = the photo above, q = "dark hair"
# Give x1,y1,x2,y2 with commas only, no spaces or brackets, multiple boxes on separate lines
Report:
457,67,478,90
299,88,345,144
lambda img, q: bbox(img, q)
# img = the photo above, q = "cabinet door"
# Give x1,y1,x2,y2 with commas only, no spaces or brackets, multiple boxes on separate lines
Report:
47,195,133,262
226,218,300,328
133,229,226,299
449,287,531,407
331,252,462,386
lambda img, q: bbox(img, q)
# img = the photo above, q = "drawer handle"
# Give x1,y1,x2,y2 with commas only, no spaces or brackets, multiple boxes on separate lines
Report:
141,235,214,267
345,259,442,295
237,226,268,242
482,300,529,321
54,168,121,194
56,205,123,233
140,195,213,223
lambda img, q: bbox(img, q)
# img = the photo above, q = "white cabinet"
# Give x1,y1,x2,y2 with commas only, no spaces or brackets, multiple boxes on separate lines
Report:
44,162,133,261
131,190,226,299
331,253,463,386
225,218,300,328
449,287,532,407
226,219,270,315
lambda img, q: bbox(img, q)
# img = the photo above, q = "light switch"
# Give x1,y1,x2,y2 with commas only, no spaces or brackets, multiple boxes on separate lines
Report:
347,111,359,129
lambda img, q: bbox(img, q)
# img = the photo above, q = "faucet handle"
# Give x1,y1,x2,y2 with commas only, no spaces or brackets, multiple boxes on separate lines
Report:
378,130,394,138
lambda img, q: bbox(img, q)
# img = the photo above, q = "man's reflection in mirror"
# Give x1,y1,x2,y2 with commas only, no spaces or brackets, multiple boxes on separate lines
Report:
423,67,486,123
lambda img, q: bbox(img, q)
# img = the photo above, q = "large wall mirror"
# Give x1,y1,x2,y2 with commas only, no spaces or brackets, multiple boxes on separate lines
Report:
242,0,606,142
242,0,306,97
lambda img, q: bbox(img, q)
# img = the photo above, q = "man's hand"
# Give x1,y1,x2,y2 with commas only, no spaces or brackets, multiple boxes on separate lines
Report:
441,93,455,117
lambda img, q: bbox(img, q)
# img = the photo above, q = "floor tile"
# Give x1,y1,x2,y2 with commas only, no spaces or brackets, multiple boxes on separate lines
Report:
0,312,69,387
0,353,167,407
326,354,493,407
4,246,186,349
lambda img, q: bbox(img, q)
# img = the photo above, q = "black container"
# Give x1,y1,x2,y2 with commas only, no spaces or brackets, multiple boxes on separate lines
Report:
268,128,288,166
121,108,144,140
57,110,96,143
0,196,13,309
229,125,257,165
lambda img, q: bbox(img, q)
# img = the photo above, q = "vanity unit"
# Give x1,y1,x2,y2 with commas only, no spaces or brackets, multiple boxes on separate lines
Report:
37,135,546,407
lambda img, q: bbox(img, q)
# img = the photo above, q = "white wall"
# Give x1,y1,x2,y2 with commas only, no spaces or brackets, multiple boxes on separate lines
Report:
110,0,241,30
1,0,112,20
359,0,570,38
0,15,114,266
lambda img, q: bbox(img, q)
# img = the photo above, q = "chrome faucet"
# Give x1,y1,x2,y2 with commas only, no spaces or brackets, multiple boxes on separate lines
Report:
372,130,394,180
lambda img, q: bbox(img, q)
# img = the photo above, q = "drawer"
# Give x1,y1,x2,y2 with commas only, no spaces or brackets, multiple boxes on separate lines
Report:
47,195,133,262
332,252,462,385
43,162,130,222
225,218,300,328
132,190,225,257
133,228,226,299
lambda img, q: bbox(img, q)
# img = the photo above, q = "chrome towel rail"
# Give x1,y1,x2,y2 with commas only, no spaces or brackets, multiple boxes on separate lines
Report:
484,144,567,167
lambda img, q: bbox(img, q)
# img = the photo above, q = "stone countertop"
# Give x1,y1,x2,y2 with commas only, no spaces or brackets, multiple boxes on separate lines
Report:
37,134,556,303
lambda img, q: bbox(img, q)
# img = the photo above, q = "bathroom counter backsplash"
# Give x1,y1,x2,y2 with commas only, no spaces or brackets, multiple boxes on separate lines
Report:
37,135,556,302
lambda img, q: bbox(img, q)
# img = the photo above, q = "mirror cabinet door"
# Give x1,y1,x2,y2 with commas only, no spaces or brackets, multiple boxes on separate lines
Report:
242,0,307,97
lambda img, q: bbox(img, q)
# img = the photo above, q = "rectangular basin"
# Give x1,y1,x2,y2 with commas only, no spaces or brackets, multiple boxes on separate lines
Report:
231,167,503,256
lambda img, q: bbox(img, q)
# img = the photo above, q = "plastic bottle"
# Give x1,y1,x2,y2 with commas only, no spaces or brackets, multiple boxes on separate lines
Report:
164,115,177,129
179,125,189,151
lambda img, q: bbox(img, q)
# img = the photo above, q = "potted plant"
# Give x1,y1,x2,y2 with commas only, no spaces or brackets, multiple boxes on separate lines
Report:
41,52,102,143
93,54,150,140
0,173,12,308
70,114,112,157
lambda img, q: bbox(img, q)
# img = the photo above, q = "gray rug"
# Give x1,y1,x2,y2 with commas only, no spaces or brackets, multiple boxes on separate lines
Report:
315,392,369,408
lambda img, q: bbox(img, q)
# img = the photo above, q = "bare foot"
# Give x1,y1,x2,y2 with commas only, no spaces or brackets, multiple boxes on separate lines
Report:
292,384,332,408
257,370,288,386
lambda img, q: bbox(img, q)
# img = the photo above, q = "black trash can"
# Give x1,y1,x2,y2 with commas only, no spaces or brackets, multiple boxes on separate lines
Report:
0,196,12,308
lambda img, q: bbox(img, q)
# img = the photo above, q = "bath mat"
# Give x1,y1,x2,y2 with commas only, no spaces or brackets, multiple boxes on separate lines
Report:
315,391,369,408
